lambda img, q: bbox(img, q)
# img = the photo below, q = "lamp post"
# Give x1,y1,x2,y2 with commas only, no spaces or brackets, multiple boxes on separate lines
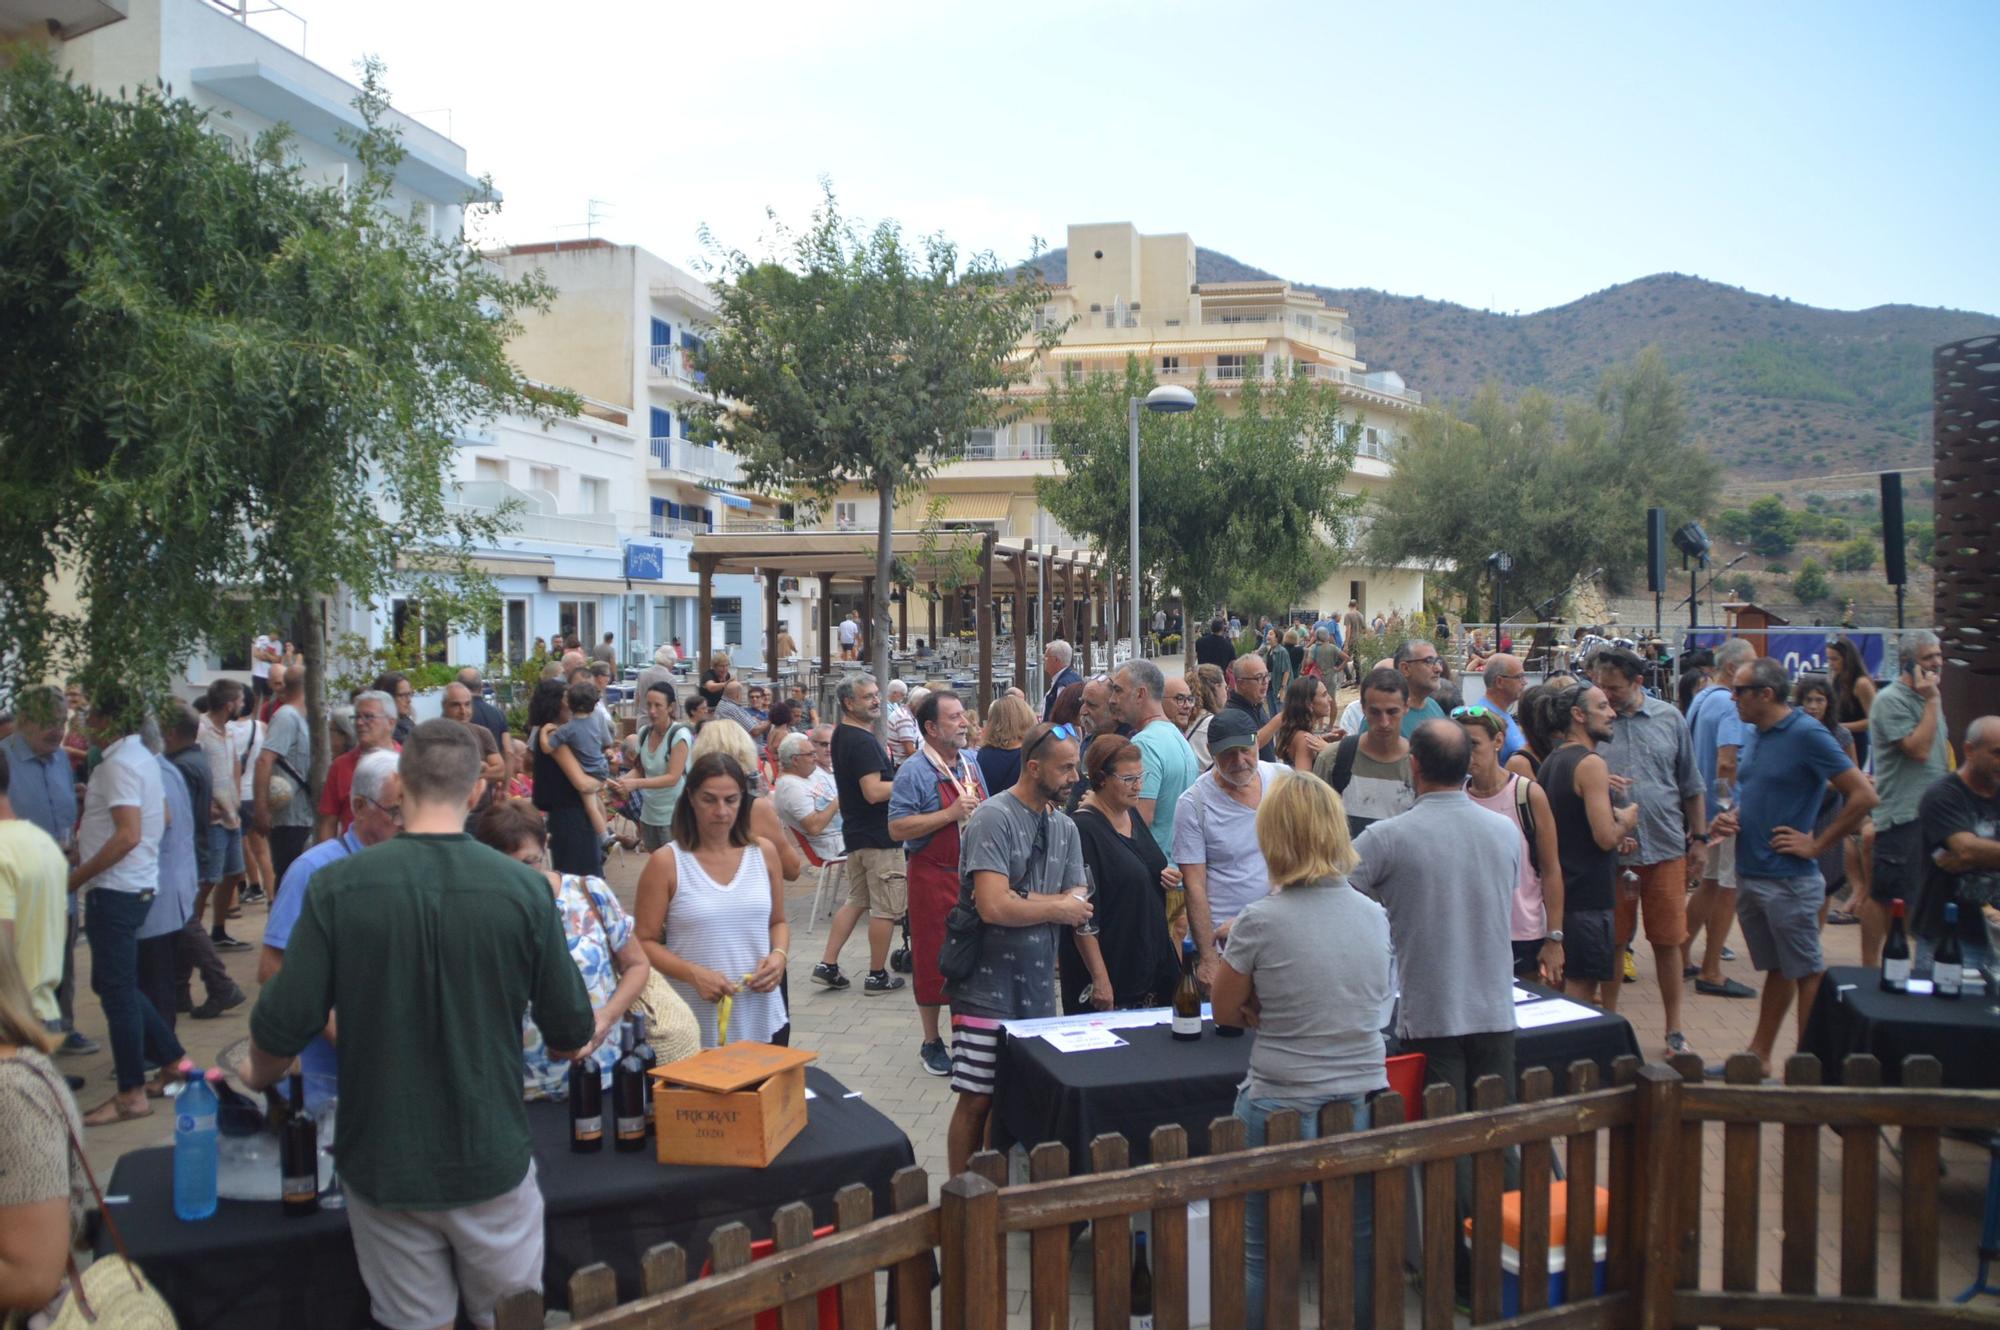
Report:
1129,384,1196,665
1485,551,1513,643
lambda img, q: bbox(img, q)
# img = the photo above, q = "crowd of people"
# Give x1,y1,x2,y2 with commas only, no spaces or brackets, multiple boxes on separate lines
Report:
1,613,1992,1326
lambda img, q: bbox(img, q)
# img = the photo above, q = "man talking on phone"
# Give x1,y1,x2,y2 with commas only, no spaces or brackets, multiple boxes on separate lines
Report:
1862,631,1951,968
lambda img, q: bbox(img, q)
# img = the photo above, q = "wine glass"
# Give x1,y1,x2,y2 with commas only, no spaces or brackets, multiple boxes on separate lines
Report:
314,1096,344,1210
1713,776,1736,815
1073,864,1099,937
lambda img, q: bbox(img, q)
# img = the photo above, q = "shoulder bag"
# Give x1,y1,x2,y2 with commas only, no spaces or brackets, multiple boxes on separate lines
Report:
577,877,701,1065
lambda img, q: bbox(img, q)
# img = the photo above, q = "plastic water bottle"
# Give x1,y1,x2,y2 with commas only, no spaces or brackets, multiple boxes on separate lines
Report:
173,1065,221,1221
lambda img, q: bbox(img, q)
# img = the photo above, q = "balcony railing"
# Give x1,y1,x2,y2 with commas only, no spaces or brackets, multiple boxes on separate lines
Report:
961,435,1056,462
649,437,744,483
1161,360,1419,405
647,343,705,388
648,516,708,540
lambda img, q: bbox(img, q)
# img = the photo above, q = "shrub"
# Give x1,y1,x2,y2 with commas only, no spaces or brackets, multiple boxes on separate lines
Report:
1792,560,1832,605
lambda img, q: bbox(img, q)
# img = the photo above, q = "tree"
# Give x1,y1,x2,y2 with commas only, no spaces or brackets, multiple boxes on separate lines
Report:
1034,359,1359,662
1792,559,1832,605
1365,349,1720,616
1744,496,1798,557
0,54,563,769
1828,536,1877,573
688,184,1059,700
1713,508,1752,544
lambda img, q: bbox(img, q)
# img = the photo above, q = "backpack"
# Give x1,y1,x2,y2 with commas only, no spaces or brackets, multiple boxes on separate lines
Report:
1320,733,1363,793
1513,773,1541,876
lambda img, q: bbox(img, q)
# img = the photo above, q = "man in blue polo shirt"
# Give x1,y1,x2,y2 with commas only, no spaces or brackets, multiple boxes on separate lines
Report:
1710,657,1875,1077
258,749,402,1110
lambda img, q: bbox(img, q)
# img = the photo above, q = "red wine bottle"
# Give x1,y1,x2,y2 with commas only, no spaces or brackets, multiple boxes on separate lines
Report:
613,1025,648,1153
1880,899,1911,993
1935,904,1964,1000
569,1054,604,1153
280,1072,319,1217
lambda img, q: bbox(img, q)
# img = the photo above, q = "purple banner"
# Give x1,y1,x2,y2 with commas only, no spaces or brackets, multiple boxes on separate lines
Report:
1682,630,1887,680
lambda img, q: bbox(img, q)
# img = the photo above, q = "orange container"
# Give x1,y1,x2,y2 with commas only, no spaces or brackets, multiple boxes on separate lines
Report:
1385,1053,1427,1116
1464,1182,1611,1248
699,1228,843,1330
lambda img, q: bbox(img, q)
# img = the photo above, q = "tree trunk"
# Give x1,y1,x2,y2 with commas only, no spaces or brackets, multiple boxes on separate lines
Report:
295,597,329,792
872,476,894,744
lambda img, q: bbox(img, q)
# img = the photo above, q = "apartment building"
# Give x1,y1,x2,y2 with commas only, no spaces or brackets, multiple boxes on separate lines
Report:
817,221,1433,620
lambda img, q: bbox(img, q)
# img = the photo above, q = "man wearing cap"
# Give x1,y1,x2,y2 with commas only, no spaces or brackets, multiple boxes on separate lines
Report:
1172,709,1289,984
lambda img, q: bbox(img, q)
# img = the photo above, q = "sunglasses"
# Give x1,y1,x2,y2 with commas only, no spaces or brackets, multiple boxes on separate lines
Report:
1450,705,1498,720
1023,722,1079,765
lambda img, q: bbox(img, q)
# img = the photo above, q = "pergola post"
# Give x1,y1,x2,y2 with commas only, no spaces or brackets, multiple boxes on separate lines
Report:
1075,557,1091,676
976,532,995,717
1037,550,1052,662
1014,543,1031,702
861,578,876,669
763,567,781,687
927,583,938,653
696,554,716,669
1064,559,1079,670
817,573,833,677
897,582,909,652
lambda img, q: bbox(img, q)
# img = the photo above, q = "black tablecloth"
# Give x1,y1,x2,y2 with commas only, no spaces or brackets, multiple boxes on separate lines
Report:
1802,965,2000,1088
992,983,1640,1167
94,1067,913,1330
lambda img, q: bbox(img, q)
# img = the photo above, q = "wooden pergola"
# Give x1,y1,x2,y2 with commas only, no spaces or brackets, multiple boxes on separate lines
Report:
686,529,1122,714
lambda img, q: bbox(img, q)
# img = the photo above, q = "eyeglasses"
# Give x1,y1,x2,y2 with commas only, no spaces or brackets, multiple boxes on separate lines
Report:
1407,655,1442,668
1113,771,1145,787
364,797,403,823
1731,683,1770,697
1023,722,1078,766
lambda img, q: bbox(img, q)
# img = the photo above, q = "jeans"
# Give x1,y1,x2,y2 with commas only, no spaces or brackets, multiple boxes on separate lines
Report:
268,825,312,899
1400,1029,1519,1293
85,889,185,1092
1236,1087,1375,1330
136,933,180,1034
174,916,234,1006
56,896,79,1032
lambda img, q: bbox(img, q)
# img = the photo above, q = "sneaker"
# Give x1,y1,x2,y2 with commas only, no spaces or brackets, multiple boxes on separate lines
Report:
211,932,252,952
239,886,268,905
1827,910,1860,926
191,987,247,1020
1623,950,1639,983
1665,1031,1696,1059
810,962,850,990
1695,976,1758,999
1721,946,1737,961
57,1032,100,1057
919,1039,952,1076
863,970,906,996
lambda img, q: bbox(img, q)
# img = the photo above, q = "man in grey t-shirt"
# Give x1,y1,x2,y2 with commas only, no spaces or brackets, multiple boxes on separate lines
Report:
1173,709,1287,985
254,672,315,892
944,723,1091,1177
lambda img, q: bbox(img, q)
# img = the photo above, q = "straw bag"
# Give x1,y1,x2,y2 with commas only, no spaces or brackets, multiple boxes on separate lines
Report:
580,882,701,1065
17,1060,177,1330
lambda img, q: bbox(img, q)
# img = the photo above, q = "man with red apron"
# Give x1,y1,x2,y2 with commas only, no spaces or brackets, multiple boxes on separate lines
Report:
888,690,986,1078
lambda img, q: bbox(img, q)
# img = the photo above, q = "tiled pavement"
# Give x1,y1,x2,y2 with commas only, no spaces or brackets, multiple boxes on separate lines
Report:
67,839,1999,1323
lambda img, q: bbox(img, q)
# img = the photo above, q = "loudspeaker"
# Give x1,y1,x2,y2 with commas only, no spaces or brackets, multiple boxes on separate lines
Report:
1646,507,1668,592
1881,472,1907,587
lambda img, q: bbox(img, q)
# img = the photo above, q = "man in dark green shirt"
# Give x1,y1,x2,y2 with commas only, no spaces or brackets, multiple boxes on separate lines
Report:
245,720,594,1330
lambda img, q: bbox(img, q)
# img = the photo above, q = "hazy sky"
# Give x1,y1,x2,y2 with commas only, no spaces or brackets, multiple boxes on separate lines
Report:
244,0,1998,315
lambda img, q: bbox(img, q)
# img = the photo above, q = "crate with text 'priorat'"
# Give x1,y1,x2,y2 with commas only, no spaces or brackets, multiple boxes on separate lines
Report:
648,1043,816,1167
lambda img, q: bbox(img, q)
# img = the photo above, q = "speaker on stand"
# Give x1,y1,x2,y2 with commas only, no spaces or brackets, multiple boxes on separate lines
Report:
1880,471,1907,630
1646,507,1667,646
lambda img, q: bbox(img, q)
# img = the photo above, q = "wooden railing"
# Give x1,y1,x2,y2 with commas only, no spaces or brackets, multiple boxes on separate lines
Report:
493,1054,2000,1330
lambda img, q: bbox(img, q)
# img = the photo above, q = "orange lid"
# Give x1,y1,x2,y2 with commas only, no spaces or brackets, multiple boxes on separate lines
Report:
649,1042,817,1093
1464,1183,1610,1248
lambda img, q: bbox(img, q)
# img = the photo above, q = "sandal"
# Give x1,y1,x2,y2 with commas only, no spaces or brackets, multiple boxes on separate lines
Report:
142,1062,190,1099
1827,909,1860,926
83,1097,153,1127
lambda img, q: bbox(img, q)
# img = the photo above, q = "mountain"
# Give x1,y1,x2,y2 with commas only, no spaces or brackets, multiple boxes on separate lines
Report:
1025,248,1997,482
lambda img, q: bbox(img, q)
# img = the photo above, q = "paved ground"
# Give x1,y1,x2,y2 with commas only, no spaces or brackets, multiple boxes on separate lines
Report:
63,787,1998,1322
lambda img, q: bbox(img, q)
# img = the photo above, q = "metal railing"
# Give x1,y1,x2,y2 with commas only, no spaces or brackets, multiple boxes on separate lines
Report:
648,517,708,540
647,343,704,387
648,437,744,483
1169,360,1421,405
961,436,1055,461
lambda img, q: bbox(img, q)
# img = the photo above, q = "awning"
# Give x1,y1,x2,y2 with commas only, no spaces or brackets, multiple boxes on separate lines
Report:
705,488,754,510
1048,337,1268,359
395,553,554,578
911,494,1012,523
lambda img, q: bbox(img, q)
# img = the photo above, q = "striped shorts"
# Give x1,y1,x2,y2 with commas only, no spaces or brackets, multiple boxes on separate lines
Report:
950,1011,1006,1097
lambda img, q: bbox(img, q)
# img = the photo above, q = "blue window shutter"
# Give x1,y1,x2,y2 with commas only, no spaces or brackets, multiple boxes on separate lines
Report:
650,497,666,519
703,507,714,529
651,318,671,348
650,407,672,439
667,501,681,520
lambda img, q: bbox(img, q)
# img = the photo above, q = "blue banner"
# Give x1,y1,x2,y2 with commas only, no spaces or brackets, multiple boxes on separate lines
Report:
1682,630,1886,679
623,543,664,581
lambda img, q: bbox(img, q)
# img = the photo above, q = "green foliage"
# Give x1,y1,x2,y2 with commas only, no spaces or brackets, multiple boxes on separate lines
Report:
688,182,1059,692
1725,341,1857,405
0,53,566,722
1744,496,1798,556
1904,518,1937,568
1713,508,1751,544
1364,348,1720,612
1828,537,1877,573
1795,509,1851,541
1792,559,1832,604
1033,360,1359,638
1728,574,1757,600
1765,562,1791,575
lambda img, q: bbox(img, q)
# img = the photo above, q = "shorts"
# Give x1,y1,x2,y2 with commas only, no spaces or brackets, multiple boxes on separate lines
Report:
1563,908,1618,983
346,1163,543,1330
1511,939,1545,976
1703,837,1737,890
638,821,672,853
1736,871,1827,981
949,1009,1005,1098
845,846,908,920
204,822,245,883
1613,860,1690,948
1871,821,1923,905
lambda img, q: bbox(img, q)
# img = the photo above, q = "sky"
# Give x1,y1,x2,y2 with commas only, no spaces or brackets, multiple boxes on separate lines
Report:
239,0,1998,316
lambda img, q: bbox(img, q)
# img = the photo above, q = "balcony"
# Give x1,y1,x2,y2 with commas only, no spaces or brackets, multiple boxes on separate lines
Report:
648,516,708,541
962,435,1055,462
649,436,744,484
648,343,705,389
1164,360,1420,406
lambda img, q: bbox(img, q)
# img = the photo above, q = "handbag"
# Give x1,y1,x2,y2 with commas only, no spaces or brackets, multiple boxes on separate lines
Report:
579,879,701,1064
938,809,1048,983
16,1059,177,1330
266,752,310,813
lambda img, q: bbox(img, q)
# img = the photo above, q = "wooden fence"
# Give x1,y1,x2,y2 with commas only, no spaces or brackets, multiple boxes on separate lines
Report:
493,1053,2000,1330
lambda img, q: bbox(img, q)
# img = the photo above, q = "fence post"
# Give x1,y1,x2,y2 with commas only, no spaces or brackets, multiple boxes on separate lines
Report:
834,1184,880,1330
892,1166,935,1330
1779,1054,1822,1296
1840,1054,1883,1298
491,1289,543,1330
1208,1116,1249,1330
1091,1134,1135,1330
941,1172,1002,1330
1028,1142,1073,1330
1631,1064,1683,1330
1720,1053,1764,1295
1149,1126,1190,1330
1666,1053,1703,1291
1900,1055,1944,1301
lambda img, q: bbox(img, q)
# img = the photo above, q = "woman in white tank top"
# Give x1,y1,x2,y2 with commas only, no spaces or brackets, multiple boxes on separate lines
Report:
633,752,790,1047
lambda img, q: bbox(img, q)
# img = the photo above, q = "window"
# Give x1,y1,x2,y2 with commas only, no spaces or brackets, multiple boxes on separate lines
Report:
713,596,743,648
1160,356,1180,374
966,429,996,459
579,476,609,513
1027,423,1052,457
528,466,559,498
680,331,706,383
1216,355,1244,380
486,597,529,666
474,456,505,484
651,318,673,348
391,599,450,664
834,501,859,531
557,600,599,647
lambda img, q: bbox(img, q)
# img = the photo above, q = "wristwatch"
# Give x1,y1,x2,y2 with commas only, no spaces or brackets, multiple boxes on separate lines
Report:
1689,832,1711,845
1546,930,1564,943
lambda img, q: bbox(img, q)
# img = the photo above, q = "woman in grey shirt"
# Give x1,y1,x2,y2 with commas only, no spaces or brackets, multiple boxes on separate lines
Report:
1213,772,1390,1330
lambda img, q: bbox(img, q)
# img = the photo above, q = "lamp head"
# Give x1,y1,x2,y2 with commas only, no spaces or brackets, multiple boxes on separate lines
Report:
1144,384,1196,414
1486,551,1514,575
1672,521,1712,562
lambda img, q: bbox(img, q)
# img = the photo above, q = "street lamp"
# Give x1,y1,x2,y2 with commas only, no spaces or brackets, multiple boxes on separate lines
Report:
1129,384,1196,664
1485,551,1513,640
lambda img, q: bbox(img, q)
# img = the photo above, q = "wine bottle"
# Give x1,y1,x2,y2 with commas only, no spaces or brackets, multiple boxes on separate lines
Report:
1129,1232,1154,1329
280,1071,319,1217
1935,904,1964,1000
613,1038,648,1153
569,1053,604,1153
1172,938,1202,1041
629,1013,657,1134
1881,899,1911,993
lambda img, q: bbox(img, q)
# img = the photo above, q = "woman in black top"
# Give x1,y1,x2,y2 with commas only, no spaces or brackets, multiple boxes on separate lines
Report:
1827,638,1875,769
1059,736,1182,1014
699,649,734,712
527,679,603,877
1536,685,1636,1009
